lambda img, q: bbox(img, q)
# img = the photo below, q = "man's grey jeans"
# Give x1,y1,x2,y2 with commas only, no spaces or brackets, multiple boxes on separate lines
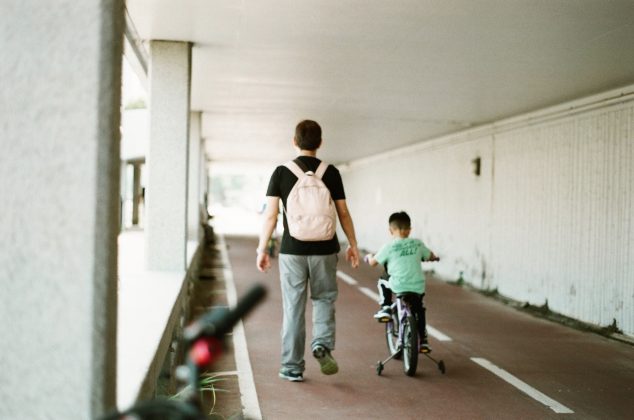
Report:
278,253,338,373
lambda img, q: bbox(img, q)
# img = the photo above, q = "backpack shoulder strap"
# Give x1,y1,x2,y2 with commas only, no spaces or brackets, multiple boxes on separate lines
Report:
315,161,329,179
293,158,310,172
284,161,306,179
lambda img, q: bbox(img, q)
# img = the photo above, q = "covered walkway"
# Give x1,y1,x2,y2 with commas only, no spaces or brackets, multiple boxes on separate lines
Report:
2,1,634,419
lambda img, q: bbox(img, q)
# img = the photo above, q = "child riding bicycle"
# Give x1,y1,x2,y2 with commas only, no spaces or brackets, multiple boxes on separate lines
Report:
364,211,439,353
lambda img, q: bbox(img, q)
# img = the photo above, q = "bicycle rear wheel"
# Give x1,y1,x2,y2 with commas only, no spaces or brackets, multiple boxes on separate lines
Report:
402,315,418,376
385,311,402,360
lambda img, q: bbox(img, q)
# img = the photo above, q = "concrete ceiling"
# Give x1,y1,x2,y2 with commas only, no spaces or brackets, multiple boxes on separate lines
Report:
127,0,634,165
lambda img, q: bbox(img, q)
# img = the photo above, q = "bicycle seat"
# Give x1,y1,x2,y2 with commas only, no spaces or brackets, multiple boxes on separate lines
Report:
396,292,422,307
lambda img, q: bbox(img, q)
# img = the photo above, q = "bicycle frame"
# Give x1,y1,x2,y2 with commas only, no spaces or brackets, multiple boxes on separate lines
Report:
377,293,420,376
394,297,414,350
381,298,412,358
377,292,447,376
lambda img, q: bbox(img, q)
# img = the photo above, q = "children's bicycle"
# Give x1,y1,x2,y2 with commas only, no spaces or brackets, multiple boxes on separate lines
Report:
376,292,446,377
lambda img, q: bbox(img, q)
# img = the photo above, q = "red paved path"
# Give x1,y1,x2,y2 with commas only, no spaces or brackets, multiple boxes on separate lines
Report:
227,236,633,419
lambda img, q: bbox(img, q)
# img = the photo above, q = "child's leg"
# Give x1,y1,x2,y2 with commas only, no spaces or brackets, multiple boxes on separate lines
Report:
419,294,427,339
377,275,392,307
374,274,393,321
414,294,431,352
409,294,425,338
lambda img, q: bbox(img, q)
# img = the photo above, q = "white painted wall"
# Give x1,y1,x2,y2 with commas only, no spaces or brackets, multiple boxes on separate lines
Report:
343,87,634,337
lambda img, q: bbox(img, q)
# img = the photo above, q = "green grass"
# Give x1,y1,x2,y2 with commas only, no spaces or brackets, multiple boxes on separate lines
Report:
171,374,228,415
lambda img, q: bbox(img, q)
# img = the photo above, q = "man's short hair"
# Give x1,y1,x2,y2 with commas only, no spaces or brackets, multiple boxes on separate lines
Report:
295,120,322,151
389,211,411,230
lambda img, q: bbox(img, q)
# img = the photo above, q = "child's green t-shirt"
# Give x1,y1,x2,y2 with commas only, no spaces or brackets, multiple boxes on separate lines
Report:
374,237,431,295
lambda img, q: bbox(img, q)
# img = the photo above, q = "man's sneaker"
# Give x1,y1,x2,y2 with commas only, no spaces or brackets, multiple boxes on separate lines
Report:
312,345,339,375
278,370,304,382
420,337,432,353
373,306,392,322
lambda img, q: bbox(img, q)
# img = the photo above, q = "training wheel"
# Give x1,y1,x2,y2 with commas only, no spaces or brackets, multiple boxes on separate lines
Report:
438,360,446,374
376,362,384,376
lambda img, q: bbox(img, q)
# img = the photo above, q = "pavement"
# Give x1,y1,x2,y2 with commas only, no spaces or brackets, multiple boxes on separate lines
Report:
211,235,634,420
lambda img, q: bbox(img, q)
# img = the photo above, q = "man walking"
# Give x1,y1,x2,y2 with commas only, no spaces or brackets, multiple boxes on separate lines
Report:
256,120,360,382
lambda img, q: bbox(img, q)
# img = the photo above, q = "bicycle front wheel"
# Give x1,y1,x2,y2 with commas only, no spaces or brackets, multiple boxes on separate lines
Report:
402,315,418,376
385,311,402,360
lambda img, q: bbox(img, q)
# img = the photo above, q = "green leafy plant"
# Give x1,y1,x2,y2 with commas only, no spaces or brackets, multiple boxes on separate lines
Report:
170,374,227,415
200,374,228,414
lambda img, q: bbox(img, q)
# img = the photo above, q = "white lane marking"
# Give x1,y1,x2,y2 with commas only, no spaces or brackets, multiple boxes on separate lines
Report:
218,235,263,420
471,357,574,414
359,286,380,302
336,270,453,342
427,325,453,342
336,271,358,285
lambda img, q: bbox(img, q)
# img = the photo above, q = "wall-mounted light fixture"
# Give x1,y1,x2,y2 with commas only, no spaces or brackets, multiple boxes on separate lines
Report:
472,157,481,176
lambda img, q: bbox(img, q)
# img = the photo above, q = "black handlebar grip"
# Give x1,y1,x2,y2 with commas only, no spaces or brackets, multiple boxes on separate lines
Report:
184,283,267,342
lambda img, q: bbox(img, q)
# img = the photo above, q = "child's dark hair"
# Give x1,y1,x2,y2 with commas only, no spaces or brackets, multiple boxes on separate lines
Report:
295,120,322,150
389,211,411,230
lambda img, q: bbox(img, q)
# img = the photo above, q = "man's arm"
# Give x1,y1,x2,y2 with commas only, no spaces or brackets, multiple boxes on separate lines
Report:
334,199,360,268
256,196,280,272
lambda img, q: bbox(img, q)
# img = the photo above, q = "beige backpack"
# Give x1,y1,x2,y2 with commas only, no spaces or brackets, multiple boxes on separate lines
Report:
283,160,337,241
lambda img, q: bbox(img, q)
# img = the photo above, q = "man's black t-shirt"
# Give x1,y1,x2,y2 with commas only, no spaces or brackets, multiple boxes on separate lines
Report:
266,155,345,255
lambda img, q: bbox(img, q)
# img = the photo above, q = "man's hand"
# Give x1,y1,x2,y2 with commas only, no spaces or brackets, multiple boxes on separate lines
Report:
346,245,360,268
256,252,271,272
256,196,279,273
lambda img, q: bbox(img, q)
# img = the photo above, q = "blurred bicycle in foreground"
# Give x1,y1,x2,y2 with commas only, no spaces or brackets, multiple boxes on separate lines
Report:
101,284,267,420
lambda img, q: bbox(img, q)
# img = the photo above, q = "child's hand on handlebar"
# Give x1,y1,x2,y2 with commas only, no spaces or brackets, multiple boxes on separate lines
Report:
364,254,380,267
428,252,440,262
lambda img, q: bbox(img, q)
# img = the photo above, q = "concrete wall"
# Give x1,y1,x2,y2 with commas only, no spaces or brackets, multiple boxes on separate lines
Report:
0,1,124,417
343,87,634,337
188,112,203,243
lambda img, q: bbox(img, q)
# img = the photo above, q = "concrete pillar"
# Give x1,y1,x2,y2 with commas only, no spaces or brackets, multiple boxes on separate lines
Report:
202,159,211,215
0,1,123,418
120,160,129,230
200,151,209,243
132,161,143,226
187,112,202,242
146,41,192,270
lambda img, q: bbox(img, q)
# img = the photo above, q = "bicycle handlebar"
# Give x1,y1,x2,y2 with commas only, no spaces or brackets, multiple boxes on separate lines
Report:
101,283,267,420
184,283,267,342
